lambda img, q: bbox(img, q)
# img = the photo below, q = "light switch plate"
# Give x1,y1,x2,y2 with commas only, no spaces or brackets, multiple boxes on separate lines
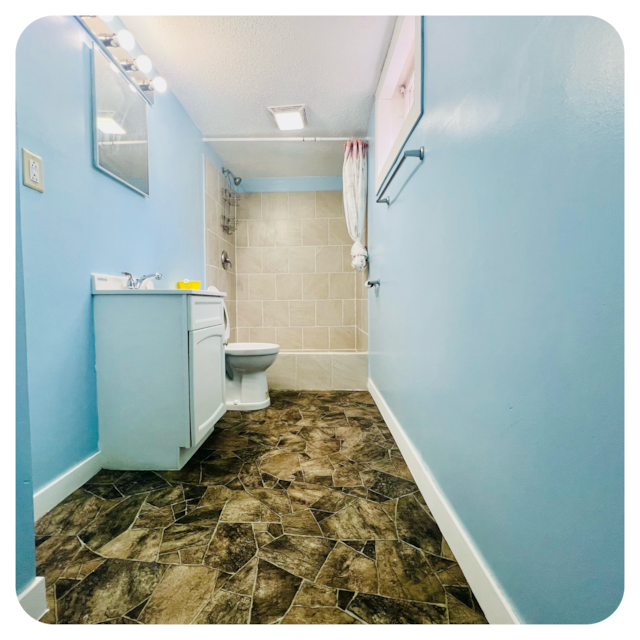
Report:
22,148,43,193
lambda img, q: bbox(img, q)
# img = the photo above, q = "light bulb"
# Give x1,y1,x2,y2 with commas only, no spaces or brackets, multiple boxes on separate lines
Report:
109,62,119,74
135,55,152,73
101,16,114,22
129,82,138,93
152,76,167,93
116,29,135,51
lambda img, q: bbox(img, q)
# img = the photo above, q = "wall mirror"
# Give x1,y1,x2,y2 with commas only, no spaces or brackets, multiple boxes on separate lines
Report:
375,16,424,193
92,43,150,196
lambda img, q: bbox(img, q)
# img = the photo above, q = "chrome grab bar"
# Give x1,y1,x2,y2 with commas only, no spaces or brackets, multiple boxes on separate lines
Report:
376,146,425,206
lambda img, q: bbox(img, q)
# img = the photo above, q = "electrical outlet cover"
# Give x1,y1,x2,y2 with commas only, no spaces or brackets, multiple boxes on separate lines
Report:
22,148,43,193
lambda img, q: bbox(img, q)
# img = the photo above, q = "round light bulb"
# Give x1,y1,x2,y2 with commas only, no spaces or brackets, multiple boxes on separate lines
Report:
129,82,138,93
116,29,136,51
101,16,114,22
109,62,119,74
152,76,168,93
135,55,152,73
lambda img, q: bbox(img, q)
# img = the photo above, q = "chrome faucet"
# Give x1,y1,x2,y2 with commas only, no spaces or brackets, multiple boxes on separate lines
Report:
122,272,162,289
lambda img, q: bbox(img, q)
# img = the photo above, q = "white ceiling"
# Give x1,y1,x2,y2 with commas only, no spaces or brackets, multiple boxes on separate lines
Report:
122,16,395,178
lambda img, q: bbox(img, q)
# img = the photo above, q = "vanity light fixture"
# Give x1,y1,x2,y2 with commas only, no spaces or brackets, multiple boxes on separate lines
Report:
97,117,126,135
268,105,307,131
120,60,138,72
98,33,119,48
137,76,168,93
152,76,168,93
135,55,153,73
116,29,136,51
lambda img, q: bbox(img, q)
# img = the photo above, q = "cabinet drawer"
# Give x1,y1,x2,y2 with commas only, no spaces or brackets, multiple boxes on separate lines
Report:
189,296,224,330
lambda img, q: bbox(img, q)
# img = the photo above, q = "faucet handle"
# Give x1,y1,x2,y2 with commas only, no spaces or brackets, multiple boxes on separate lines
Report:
121,272,136,289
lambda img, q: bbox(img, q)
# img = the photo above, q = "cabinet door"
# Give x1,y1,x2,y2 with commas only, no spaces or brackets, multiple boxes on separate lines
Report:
189,324,226,446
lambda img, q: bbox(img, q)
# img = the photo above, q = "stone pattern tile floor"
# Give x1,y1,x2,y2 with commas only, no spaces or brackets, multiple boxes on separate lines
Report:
35,390,488,624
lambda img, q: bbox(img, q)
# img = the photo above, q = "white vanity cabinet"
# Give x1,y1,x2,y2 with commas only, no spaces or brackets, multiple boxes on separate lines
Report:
92,289,227,470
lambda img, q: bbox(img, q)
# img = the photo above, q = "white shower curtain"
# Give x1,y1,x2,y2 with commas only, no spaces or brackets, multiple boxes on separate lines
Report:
342,139,368,271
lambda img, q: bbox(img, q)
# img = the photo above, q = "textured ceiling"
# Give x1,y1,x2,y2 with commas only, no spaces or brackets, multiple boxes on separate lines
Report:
122,16,395,177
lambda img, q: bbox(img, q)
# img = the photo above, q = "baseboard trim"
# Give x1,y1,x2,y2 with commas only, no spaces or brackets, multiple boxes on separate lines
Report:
33,451,102,521
18,576,47,620
368,379,520,624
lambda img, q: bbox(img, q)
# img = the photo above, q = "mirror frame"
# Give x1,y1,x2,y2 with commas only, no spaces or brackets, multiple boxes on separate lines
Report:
91,43,150,197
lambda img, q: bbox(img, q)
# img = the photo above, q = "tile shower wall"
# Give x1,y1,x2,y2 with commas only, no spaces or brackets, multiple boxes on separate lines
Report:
234,190,368,390
205,157,237,343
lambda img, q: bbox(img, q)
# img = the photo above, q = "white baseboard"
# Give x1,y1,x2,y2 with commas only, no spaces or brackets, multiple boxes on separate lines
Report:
368,379,520,625
33,451,102,521
18,576,47,620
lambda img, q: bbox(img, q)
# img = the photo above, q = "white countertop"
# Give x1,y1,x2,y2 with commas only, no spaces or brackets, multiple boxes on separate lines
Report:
92,289,226,297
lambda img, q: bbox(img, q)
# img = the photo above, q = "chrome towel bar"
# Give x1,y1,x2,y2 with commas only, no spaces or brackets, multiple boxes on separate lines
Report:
376,146,425,206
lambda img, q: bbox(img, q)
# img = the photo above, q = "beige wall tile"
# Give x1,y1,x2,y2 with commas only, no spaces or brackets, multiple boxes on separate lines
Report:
277,327,303,350
342,246,353,272
226,274,237,301
316,246,343,273
235,220,248,247
275,220,302,246
238,192,262,219
296,354,331,390
250,328,276,344
288,192,316,219
289,247,316,274
316,191,343,218
330,272,355,299
316,300,343,326
303,274,329,300
329,217,352,246
236,248,262,274
303,327,329,350
248,220,276,247
267,354,296,389
290,301,316,327
205,194,216,231
356,329,368,352
332,354,368,390
206,230,220,267
205,158,217,200
302,219,329,246
237,328,251,342
215,203,225,236
356,270,368,300
263,301,290,327
229,328,237,344
262,247,289,274
249,274,276,300
263,192,289,220
276,274,303,300
356,299,368,332
343,300,356,326
330,326,356,350
206,265,215,289
236,274,249,300
237,301,263,328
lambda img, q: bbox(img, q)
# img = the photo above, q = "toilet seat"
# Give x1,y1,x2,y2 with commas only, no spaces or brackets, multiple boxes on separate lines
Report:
225,342,279,356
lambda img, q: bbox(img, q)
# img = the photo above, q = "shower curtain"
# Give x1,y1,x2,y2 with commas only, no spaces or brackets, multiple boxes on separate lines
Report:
342,139,368,270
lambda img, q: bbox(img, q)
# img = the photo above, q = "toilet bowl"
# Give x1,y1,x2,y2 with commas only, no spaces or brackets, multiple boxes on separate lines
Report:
207,286,280,411
225,342,280,410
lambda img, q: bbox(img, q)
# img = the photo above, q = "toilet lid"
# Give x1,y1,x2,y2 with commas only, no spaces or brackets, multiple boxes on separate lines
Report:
225,342,280,356
208,286,230,343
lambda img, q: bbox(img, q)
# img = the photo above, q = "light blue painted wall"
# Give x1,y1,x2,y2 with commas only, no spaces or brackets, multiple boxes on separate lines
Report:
16,17,223,492
240,175,343,193
367,17,623,624
16,145,36,595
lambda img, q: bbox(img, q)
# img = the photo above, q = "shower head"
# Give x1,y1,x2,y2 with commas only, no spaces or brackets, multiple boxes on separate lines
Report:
223,168,242,187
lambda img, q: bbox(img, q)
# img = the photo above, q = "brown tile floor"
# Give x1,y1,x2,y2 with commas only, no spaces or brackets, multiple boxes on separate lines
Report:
35,390,488,624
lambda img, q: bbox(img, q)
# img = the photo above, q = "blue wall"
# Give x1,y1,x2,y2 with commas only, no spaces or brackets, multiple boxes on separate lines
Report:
16,144,36,595
240,175,343,193
367,17,623,624
16,17,222,492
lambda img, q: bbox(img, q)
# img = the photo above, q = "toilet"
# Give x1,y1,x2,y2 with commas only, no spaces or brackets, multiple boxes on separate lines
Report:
212,288,280,410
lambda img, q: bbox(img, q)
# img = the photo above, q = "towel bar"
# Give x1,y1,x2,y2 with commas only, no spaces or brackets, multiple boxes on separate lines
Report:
376,146,424,206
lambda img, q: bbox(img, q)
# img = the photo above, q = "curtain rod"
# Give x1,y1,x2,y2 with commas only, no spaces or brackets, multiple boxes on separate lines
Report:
203,137,369,142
